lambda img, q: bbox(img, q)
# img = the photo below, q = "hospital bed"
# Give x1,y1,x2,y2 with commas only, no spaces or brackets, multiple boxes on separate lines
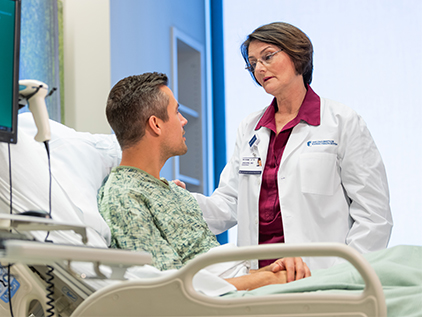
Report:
0,230,387,316
0,113,420,316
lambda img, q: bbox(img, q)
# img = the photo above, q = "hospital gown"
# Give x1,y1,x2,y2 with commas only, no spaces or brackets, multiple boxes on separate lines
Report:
97,166,220,270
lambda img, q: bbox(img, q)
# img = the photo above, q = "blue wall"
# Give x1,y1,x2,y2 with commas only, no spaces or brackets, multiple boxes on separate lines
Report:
211,0,228,244
110,0,207,180
110,0,205,86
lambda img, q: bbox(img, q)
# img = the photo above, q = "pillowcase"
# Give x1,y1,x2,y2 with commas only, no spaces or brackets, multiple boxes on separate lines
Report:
0,113,121,247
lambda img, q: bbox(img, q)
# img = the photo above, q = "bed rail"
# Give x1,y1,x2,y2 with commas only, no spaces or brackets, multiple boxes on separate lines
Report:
71,243,387,317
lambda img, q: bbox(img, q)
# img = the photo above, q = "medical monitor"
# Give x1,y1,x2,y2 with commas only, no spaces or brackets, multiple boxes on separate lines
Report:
0,0,20,144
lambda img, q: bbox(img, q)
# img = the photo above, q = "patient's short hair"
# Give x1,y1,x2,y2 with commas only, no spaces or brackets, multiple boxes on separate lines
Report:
106,72,169,150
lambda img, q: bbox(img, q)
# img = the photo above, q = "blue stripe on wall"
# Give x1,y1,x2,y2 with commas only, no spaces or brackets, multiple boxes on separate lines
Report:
211,0,228,245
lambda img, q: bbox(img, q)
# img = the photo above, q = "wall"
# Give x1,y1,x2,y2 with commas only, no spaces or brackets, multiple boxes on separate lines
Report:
223,0,422,247
62,0,207,180
62,0,111,133
110,0,206,83
110,0,207,180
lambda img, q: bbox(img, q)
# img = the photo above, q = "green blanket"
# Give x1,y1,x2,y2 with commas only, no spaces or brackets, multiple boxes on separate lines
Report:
225,245,422,317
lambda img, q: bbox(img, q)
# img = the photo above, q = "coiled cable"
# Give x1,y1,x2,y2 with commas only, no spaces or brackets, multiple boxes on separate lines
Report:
45,265,55,317
44,141,55,316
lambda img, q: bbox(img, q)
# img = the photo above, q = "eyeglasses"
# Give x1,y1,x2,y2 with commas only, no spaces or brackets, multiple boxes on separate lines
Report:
245,49,283,72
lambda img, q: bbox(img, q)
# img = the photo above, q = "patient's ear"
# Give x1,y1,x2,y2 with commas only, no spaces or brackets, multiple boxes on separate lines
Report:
147,116,162,136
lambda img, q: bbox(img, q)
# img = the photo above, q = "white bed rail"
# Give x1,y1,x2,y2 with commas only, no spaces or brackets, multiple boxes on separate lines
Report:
71,243,387,317
2,239,152,280
0,213,88,244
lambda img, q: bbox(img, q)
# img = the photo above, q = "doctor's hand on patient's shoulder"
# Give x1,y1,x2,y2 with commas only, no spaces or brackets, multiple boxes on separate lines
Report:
172,179,186,189
258,257,311,283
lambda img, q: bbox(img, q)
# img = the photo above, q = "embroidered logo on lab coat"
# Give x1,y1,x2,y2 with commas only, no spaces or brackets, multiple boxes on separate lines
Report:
307,140,338,147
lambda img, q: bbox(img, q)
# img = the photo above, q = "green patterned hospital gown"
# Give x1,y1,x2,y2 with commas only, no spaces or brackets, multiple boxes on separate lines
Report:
97,166,220,270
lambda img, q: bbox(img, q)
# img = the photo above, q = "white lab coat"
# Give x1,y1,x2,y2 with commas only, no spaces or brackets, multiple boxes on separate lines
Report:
193,97,393,270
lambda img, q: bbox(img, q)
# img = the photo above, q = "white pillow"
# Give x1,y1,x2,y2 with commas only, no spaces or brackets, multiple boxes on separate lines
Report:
0,113,121,247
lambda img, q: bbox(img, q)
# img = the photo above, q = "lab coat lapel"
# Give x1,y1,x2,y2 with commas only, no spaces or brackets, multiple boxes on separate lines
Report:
255,128,271,167
280,122,310,167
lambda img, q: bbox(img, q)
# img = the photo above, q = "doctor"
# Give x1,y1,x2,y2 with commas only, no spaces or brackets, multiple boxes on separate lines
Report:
191,22,393,270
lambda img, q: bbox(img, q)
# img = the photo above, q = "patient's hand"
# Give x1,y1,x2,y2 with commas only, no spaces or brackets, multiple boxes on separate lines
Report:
172,179,186,189
226,270,287,291
268,257,311,283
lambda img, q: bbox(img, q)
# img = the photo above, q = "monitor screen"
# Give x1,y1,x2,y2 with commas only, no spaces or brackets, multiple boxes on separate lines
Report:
0,0,20,144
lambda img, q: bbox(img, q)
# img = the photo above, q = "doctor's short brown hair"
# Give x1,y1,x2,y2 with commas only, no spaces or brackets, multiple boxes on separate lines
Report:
106,72,169,150
241,22,314,87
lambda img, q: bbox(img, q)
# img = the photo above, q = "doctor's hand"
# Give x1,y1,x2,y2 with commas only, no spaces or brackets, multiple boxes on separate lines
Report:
172,179,186,189
267,257,311,283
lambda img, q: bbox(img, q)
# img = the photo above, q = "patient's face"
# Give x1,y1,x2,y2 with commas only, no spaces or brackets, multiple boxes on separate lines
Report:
160,85,188,158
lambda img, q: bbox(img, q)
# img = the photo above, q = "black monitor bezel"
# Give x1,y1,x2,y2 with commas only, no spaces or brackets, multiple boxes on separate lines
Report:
0,0,21,144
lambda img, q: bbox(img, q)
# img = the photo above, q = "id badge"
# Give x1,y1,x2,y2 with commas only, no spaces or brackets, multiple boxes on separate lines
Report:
239,156,262,175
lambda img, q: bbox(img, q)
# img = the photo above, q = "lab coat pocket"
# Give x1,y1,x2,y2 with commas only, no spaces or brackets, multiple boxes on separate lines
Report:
299,152,336,195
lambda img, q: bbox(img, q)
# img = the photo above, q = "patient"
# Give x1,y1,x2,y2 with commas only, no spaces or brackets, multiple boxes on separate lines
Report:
97,72,310,290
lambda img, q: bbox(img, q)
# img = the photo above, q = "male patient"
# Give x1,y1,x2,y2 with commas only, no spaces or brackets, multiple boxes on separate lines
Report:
98,72,310,290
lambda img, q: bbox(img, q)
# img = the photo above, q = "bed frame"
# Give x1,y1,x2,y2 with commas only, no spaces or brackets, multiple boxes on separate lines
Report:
1,240,387,317
72,243,386,317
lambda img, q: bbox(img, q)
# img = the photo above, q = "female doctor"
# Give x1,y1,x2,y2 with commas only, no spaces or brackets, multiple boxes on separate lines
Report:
192,22,393,271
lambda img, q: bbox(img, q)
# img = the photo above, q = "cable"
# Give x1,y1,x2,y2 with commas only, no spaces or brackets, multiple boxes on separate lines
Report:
45,265,55,317
44,140,55,316
46,87,57,98
41,140,55,316
44,141,53,243
23,84,42,100
8,143,12,215
7,143,15,317
41,90,56,316
44,141,52,218
7,265,14,317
